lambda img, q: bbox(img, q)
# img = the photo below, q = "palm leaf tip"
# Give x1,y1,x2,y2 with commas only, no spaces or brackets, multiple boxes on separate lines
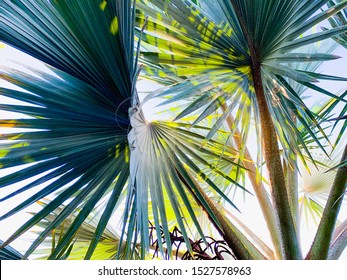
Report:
0,240,24,260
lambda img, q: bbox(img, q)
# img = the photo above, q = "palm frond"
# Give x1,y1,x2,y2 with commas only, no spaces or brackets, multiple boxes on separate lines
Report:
137,0,347,168
29,199,140,260
0,64,131,258
1,0,136,100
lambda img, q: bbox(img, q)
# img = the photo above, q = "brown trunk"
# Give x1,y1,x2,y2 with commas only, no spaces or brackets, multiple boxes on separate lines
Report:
251,62,301,259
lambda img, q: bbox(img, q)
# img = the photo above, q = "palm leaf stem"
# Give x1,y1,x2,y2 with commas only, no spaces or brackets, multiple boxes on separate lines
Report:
221,103,282,259
177,169,266,260
283,113,300,246
229,0,301,259
220,204,275,259
283,161,300,241
252,62,302,260
328,218,347,259
307,144,347,259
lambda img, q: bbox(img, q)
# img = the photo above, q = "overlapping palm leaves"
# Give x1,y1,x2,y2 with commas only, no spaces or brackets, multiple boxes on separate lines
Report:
136,0,347,259
325,0,347,163
28,200,137,260
138,0,347,169
0,0,247,259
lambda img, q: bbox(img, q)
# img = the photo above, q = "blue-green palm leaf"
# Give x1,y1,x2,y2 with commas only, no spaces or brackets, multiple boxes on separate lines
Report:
1,0,135,101
0,64,131,259
0,1,136,259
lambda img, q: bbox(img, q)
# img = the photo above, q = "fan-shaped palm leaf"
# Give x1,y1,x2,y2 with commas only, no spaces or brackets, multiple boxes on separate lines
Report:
299,144,346,223
0,64,248,259
0,0,250,259
0,0,137,259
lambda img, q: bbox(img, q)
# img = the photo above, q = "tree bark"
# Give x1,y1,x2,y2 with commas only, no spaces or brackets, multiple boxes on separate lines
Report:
251,63,301,259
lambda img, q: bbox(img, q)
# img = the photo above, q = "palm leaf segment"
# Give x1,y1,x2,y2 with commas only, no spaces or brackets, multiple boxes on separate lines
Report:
29,200,136,260
324,0,347,147
0,0,244,259
138,0,347,170
0,240,24,260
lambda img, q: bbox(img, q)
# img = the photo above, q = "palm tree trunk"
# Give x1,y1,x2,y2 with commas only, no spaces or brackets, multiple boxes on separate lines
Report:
228,0,301,259
307,144,347,259
284,161,299,230
251,63,301,259
283,115,300,244
285,113,300,234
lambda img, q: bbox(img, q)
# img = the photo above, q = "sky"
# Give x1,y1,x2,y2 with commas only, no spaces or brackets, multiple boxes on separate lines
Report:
1,40,347,259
